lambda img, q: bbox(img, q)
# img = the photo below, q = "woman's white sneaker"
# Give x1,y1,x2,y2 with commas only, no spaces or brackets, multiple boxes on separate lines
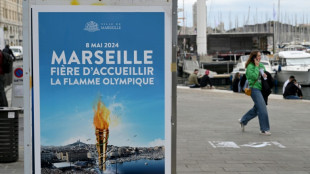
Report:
260,131,271,136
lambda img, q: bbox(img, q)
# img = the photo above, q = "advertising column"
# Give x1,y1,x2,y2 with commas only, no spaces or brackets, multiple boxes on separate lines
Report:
32,6,171,174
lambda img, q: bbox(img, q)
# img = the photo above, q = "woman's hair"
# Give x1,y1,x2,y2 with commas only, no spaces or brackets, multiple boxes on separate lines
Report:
245,51,260,68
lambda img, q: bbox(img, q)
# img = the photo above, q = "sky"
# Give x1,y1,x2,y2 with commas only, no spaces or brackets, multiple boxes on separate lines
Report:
178,0,310,30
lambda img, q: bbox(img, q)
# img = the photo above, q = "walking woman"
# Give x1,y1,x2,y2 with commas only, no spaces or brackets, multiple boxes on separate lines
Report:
238,51,271,135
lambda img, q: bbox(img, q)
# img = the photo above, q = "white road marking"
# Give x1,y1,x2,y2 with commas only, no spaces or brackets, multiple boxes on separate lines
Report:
271,141,286,148
208,141,240,148
209,141,286,148
240,142,272,148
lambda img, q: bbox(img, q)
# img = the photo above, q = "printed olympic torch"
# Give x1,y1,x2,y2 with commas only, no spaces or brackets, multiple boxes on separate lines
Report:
93,100,110,171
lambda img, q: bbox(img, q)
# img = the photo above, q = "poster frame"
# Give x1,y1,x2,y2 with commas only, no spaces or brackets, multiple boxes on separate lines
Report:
27,4,175,174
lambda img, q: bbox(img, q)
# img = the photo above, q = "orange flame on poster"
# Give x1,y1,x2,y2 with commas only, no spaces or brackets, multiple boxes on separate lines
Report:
70,0,80,5
93,100,110,130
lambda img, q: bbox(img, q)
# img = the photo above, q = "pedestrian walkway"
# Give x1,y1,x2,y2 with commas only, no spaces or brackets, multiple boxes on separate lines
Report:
2,86,310,173
177,86,310,174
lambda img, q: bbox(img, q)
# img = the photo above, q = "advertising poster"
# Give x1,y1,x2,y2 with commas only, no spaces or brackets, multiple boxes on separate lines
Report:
32,6,171,174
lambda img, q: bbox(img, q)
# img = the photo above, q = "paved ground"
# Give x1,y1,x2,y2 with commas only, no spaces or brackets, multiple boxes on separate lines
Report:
0,84,24,174
2,85,310,173
177,86,310,174
0,116,24,174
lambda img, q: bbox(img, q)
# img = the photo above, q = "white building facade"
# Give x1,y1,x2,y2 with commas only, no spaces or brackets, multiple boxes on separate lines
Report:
0,0,23,48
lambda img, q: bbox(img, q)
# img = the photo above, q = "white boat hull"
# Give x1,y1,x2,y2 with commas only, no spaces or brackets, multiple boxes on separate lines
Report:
275,51,310,85
231,54,275,79
276,70,310,85
231,68,275,79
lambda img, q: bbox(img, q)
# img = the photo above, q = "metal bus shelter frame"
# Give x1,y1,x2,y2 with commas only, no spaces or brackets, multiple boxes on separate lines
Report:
23,0,177,173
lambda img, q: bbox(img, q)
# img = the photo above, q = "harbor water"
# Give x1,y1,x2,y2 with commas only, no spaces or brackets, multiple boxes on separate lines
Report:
103,159,164,174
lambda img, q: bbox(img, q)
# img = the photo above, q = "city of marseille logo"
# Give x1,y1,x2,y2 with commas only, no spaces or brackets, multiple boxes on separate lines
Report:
84,21,100,32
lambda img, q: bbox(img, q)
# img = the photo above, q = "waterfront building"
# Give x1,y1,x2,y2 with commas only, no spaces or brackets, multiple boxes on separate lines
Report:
55,150,89,162
66,150,88,162
229,21,310,44
41,151,56,161
56,151,68,161
0,0,23,46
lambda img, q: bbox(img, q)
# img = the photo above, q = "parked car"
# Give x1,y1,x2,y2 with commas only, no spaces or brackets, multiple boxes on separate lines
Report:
10,46,23,60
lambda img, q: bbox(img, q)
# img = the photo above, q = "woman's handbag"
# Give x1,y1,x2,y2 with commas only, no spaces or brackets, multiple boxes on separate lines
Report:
244,88,252,96
244,78,259,96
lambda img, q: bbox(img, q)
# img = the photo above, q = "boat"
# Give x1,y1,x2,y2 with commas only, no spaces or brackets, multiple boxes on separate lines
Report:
282,44,307,51
231,54,275,77
273,51,310,85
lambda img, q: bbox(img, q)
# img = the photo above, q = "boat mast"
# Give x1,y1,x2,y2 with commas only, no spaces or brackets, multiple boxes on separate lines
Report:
277,0,280,45
273,3,276,54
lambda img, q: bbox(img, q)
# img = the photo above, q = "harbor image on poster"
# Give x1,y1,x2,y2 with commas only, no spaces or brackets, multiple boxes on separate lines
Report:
33,6,169,174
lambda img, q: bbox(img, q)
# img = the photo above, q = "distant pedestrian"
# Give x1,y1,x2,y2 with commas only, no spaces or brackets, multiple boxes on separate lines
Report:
188,69,200,88
283,75,301,94
232,72,240,92
200,69,213,89
190,45,194,53
283,79,303,99
3,45,16,61
238,51,271,136
0,50,8,106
